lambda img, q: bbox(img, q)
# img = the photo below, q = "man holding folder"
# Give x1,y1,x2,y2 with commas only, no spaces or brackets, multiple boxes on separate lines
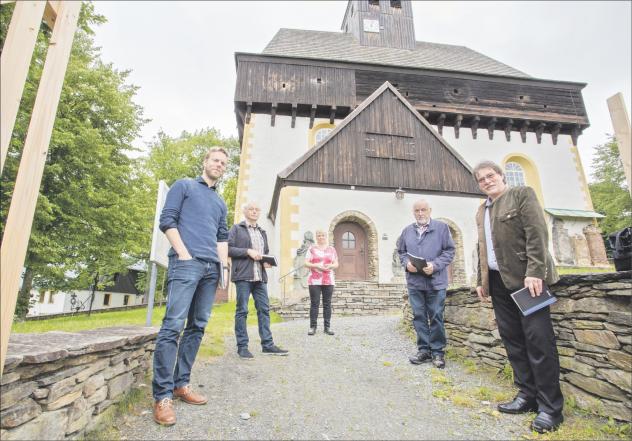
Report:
398,199,455,369
473,160,563,433
228,202,288,359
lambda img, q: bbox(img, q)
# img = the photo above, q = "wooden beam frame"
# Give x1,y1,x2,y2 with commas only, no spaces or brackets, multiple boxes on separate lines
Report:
0,1,47,173
0,0,81,376
454,114,463,138
535,122,546,144
520,120,530,143
504,119,513,141
487,117,497,140
551,123,561,145
437,113,446,135
309,104,316,129
245,102,252,124
470,116,480,139
291,103,297,128
270,102,277,127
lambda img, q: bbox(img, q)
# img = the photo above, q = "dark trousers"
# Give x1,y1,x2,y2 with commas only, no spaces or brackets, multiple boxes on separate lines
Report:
407,288,447,356
234,281,274,349
489,270,563,416
309,285,333,328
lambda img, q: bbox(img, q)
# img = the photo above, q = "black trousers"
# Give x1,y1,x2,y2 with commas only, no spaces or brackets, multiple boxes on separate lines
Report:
489,270,563,416
309,285,333,328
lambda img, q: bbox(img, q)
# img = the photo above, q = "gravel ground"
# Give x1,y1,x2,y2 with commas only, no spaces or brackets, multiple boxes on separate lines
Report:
120,315,534,440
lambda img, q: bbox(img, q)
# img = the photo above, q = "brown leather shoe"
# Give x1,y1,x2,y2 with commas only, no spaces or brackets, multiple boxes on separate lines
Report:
153,397,176,426
173,384,208,405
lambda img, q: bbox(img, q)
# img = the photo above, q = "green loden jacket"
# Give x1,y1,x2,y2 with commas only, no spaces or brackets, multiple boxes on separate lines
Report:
476,186,559,293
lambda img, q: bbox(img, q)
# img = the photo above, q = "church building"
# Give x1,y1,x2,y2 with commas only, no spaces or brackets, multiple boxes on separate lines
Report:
231,0,607,306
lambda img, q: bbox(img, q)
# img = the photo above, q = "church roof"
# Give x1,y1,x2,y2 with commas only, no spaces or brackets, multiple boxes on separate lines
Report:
268,81,484,222
263,28,530,79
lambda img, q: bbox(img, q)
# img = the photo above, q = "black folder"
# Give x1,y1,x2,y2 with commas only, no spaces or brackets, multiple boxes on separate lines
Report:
510,284,557,316
261,254,278,267
406,253,431,278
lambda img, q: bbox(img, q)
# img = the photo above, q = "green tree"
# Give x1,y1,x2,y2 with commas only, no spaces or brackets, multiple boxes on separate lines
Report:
588,136,632,236
0,3,152,317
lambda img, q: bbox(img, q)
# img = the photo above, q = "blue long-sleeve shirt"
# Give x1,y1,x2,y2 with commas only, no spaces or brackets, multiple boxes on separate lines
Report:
159,176,228,263
397,219,455,290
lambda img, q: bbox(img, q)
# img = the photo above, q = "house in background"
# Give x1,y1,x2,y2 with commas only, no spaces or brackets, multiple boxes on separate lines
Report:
232,0,609,305
28,269,144,316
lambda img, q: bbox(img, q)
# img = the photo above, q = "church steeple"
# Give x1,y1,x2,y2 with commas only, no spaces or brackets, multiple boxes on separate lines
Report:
341,0,416,50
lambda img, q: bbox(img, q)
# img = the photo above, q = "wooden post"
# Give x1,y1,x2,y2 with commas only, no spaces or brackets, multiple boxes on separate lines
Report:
0,0,81,376
607,93,632,196
0,1,47,173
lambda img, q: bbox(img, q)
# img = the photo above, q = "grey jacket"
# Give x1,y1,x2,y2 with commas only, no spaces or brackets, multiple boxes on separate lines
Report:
228,221,269,283
476,186,559,293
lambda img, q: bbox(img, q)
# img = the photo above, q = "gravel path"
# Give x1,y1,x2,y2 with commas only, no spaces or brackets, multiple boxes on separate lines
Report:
120,315,534,440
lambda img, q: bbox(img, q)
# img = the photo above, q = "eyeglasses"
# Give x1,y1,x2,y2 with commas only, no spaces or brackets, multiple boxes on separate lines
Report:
477,172,499,184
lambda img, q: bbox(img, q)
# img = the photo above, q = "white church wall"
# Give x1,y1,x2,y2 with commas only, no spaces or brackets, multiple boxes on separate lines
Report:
441,130,589,211
292,186,481,286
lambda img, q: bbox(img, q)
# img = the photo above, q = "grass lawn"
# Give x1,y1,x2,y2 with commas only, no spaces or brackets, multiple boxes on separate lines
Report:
12,300,282,359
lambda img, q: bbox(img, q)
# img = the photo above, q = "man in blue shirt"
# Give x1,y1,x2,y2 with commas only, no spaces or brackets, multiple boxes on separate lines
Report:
397,199,455,369
152,147,229,426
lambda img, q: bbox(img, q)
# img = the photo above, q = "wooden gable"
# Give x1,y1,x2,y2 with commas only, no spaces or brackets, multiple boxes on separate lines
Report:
269,82,483,222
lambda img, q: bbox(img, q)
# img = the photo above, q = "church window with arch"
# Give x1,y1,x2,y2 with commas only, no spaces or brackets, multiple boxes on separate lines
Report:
315,127,333,144
505,161,526,187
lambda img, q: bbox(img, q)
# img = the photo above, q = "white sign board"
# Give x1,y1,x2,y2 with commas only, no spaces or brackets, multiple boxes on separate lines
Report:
363,19,380,33
149,180,171,268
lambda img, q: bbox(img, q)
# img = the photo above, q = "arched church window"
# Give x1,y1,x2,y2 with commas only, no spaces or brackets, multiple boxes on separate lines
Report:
505,162,526,187
342,232,356,249
315,128,333,144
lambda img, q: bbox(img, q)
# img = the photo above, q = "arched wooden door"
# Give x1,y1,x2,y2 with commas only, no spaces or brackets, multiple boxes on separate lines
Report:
333,222,368,281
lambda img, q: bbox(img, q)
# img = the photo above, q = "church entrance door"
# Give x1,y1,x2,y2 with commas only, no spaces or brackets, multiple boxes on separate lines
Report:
334,222,368,281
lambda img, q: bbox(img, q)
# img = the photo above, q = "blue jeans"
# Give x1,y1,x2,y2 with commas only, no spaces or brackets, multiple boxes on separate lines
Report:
152,257,219,401
234,281,274,349
407,288,447,356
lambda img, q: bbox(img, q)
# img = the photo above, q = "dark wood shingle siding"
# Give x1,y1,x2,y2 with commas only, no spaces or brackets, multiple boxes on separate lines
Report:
285,89,481,195
235,60,356,107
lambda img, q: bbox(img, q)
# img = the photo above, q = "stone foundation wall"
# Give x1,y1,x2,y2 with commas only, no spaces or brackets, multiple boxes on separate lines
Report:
0,326,158,440
403,272,632,421
272,281,407,319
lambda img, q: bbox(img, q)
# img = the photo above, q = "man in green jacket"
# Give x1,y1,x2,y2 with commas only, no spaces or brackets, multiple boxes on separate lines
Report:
473,160,563,433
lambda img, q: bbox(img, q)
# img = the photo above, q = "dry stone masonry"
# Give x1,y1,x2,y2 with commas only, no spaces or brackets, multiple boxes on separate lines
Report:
272,280,407,319
0,326,158,440
404,271,632,421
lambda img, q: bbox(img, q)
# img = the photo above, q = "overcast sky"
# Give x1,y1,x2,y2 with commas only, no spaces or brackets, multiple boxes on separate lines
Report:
91,1,631,180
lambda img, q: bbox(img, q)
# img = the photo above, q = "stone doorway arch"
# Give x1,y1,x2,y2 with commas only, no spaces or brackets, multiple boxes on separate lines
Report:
328,210,379,282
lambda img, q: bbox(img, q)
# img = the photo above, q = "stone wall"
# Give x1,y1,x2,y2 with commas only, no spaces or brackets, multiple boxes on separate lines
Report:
0,326,158,440
403,271,632,421
272,280,407,319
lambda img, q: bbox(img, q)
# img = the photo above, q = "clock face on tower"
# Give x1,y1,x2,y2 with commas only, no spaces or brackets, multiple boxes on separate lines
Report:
363,19,380,33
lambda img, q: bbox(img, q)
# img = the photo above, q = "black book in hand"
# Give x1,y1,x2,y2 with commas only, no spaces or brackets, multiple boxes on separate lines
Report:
261,254,278,267
406,253,431,277
510,284,557,316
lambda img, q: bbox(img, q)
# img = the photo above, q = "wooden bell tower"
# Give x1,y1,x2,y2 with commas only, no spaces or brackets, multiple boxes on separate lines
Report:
341,0,416,50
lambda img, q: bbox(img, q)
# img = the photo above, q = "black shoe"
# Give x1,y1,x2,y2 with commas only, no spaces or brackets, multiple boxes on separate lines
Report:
308,327,316,336
497,396,538,414
432,354,446,369
237,347,254,359
408,350,432,365
531,412,564,433
262,345,289,356
324,327,335,335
